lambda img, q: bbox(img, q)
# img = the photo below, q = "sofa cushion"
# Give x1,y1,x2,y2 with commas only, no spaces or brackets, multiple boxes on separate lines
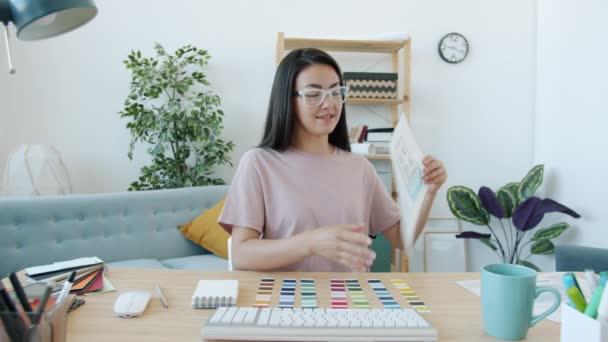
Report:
107,258,168,269
179,198,230,258
161,255,228,271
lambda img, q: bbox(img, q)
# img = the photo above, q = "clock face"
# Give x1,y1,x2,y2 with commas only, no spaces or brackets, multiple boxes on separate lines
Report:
439,33,469,64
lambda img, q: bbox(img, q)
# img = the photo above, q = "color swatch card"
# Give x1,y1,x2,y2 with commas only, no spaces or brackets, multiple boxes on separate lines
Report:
368,279,400,309
330,279,348,309
278,278,296,308
391,279,430,313
300,279,317,308
345,279,370,309
254,278,274,308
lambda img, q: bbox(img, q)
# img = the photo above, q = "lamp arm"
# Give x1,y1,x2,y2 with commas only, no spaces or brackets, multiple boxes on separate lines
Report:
2,23,15,74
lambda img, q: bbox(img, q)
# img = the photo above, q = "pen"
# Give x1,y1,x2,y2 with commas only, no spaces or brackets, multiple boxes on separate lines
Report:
584,284,604,318
34,285,52,324
585,269,599,293
9,273,33,313
600,271,608,287
0,282,26,341
155,284,168,308
0,288,18,341
563,273,587,312
55,271,76,308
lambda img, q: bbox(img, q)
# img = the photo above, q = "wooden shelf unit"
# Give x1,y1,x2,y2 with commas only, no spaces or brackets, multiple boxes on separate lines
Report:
282,37,406,53
276,32,411,127
366,154,391,160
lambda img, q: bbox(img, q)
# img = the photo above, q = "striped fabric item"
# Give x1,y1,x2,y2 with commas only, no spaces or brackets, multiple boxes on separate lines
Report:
344,72,398,99
347,79,397,87
349,90,397,99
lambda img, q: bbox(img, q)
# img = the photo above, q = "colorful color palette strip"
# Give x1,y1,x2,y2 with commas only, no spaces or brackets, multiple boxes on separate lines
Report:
391,279,430,313
330,279,348,309
254,278,274,308
278,278,296,308
300,279,317,308
345,279,370,309
367,279,400,309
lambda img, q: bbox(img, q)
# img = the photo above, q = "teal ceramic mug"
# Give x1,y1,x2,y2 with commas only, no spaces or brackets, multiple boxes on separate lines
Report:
481,264,561,340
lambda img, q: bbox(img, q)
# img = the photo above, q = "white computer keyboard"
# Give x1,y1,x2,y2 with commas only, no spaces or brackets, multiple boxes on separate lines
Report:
201,307,438,341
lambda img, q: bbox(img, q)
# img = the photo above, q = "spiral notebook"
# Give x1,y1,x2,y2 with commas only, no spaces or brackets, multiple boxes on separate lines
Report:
191,280,239,309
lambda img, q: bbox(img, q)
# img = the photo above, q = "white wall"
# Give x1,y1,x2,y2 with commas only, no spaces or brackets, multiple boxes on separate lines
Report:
534,0,608,270
0,53,11,175
0,0,539,270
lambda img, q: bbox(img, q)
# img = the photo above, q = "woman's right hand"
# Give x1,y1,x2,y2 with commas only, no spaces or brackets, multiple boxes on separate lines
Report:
299,224,376,272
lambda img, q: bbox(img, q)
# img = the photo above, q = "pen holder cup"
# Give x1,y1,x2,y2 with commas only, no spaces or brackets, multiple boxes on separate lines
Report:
0,311,52,342
0,292,70,342
561,304,608,342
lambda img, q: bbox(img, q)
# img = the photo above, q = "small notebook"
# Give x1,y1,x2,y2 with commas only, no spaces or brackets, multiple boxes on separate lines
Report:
191,280,239,309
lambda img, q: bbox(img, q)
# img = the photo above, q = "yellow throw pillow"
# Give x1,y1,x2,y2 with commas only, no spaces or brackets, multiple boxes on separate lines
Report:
179,198,229,259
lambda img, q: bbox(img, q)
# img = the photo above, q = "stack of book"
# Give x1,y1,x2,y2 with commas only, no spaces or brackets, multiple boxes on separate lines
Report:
348,125,368,144
365,128,394,154
24,257,106,294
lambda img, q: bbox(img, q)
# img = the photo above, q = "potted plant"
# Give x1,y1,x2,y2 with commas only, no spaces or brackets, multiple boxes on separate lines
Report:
447,165,580,270
119,43,234,190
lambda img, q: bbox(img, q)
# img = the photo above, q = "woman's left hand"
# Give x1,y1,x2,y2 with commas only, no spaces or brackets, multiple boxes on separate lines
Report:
423,155,447,194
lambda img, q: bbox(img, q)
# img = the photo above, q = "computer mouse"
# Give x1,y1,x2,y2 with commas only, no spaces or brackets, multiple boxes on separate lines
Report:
114,291,150,318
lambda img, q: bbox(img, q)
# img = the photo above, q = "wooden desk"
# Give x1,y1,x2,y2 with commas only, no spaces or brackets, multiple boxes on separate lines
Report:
67,269,560,341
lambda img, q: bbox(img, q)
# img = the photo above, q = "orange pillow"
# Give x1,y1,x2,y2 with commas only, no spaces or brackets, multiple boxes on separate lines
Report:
179,198,229,259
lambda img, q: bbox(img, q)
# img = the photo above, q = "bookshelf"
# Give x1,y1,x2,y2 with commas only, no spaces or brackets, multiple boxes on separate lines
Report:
276,32,411,198
276,32,410,126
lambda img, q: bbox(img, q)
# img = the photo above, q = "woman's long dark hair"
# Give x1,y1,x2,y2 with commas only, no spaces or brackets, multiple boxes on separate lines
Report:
258,48,350,152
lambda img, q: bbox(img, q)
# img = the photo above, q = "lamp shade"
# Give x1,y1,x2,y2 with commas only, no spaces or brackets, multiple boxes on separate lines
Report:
1,144,73,196
8,0,97,40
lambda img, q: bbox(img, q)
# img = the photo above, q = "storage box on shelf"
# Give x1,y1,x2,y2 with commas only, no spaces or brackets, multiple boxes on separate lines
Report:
344,72,398,99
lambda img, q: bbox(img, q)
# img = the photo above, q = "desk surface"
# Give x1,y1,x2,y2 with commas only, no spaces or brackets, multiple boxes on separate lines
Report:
67,269,560,341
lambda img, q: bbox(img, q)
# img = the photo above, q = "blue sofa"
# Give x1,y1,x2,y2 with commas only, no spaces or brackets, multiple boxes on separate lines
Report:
0,185,229,277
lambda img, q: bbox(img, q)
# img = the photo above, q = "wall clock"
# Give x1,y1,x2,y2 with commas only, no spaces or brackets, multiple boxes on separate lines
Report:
438,32,469,64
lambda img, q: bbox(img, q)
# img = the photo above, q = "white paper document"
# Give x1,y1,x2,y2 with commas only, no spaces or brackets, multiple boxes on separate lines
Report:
456,273,594,323
389,114,428,254
24,257,104,276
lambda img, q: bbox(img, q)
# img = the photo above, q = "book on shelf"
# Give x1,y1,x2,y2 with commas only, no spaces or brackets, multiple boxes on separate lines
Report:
348,126,358,144
348,125,368,144
359,125,368,143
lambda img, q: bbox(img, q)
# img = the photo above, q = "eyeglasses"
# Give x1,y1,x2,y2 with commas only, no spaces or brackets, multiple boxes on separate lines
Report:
295,86,350,107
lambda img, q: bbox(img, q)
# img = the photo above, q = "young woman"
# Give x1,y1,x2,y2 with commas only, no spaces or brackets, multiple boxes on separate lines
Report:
219,48,447,272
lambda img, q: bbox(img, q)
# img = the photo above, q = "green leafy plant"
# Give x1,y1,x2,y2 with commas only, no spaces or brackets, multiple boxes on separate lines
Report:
447,165,581,271
119,43,234,191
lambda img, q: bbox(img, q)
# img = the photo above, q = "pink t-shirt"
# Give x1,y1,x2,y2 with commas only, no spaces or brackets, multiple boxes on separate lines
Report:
218,147,400,272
